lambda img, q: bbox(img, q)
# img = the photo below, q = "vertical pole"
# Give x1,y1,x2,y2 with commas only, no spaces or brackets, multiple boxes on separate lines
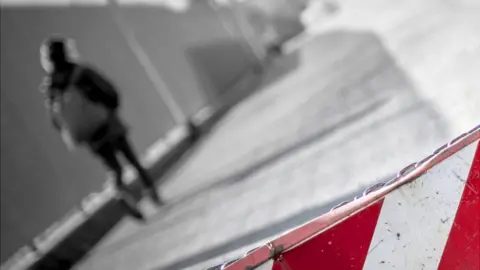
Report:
107,0,186,125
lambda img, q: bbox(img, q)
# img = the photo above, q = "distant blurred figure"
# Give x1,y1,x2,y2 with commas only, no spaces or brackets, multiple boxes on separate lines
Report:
39,35,163,221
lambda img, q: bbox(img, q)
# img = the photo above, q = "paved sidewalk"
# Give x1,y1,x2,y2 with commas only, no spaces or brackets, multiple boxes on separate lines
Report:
76,1,480,269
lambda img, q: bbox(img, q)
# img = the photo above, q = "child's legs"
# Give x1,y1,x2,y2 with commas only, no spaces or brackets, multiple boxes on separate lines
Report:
114,135,163,205
94,142,126,192
115,136,155,189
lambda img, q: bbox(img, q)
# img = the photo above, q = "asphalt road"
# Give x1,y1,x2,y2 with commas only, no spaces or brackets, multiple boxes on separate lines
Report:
75,0,480,269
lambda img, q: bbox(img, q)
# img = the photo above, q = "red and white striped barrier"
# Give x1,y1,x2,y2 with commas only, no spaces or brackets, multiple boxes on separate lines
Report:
224,126,480,270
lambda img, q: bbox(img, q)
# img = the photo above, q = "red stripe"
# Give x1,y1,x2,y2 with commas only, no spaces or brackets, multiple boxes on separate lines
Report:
275,199,384,270
438,142,480,270
272,261,288,270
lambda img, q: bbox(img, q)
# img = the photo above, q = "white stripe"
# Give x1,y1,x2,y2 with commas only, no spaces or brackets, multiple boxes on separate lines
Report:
363,143,477,270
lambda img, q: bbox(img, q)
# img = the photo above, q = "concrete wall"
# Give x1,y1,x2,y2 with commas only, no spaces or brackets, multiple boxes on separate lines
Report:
0,1,258,262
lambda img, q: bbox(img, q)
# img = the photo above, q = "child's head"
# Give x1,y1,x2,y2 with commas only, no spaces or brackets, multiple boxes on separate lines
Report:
40,35,78,72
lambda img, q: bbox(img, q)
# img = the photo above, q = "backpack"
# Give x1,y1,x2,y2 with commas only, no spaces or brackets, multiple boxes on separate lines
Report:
50,66,110,144
83,66,120,110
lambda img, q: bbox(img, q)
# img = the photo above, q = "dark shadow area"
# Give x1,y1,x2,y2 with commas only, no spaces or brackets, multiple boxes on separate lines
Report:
28,135,196,270
29,200,125,270
186,39,256,101
270,14,305,44
157,173,396,270
185,39,301,109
